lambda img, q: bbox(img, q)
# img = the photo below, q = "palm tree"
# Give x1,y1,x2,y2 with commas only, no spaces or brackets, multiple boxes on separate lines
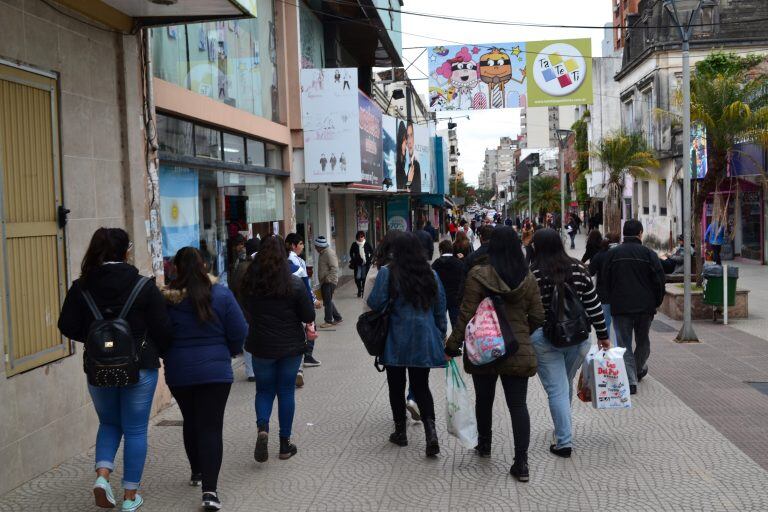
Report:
688,65,768,271
515,176,560,217
591,132,660,235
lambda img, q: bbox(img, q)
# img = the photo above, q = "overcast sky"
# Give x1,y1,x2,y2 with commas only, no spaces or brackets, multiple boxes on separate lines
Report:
400,0,613,186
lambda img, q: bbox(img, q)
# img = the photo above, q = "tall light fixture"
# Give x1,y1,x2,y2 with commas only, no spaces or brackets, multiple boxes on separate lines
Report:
664,0,702,343
555,129,573,241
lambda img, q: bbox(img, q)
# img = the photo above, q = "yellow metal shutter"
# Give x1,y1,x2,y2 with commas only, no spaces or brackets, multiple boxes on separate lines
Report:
0,63,69,375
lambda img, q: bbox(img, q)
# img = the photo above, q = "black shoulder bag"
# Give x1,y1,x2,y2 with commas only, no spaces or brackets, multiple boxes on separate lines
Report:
356,275,393,372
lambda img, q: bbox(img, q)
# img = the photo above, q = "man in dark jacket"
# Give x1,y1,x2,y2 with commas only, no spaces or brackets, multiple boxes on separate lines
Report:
463,225,494,273
432,240,466,327
603,219,666,394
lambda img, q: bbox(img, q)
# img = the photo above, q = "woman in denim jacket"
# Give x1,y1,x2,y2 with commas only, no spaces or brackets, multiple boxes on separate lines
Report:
367,231,448,457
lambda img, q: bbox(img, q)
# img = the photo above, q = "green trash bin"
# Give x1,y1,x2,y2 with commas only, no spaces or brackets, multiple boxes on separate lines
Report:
702,265,739,306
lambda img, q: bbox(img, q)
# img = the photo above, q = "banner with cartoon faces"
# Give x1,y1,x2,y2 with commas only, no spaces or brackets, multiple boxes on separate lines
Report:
428,39,592,111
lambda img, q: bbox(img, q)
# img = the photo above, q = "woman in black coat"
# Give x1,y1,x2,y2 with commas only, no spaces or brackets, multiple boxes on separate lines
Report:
349,230,373,298
241,235,315,463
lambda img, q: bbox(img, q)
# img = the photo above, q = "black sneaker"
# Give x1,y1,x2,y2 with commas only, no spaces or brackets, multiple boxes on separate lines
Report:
509,458,529,482
637,367,648,382
630,384,637,395
189,473,202,486
254,430,268,463
202,492,221,511
279,437,298,460
303,356,322,368
549,444,572,458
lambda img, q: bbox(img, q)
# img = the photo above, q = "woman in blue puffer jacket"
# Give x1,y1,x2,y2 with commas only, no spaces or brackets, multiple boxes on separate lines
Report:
162,247,248,511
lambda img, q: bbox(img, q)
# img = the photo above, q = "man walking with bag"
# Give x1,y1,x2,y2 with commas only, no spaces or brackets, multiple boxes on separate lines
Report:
603,220,666,395
315,235,342,328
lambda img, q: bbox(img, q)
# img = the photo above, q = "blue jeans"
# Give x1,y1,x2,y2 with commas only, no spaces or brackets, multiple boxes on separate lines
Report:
252,355,303,437
88,369,158,489
243,349,255,378
530,328,590,449
602,303,614,344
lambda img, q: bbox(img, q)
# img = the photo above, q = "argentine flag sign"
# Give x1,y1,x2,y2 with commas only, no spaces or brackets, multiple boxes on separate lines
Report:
159,166,200,257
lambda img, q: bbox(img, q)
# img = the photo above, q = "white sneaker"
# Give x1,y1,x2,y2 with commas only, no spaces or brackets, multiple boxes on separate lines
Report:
406,400,421,422
93,476,116,508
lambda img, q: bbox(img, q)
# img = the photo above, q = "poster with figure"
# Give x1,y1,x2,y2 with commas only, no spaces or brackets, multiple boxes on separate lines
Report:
159,166,200,257
300,68,362,182
381,115,398,191
387,195,410,231
428,39,592,111
691,122,708,179
358,91,384,187
394,120,432,194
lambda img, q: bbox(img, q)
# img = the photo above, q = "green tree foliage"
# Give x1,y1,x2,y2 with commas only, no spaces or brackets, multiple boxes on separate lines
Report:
475,188,495,206
529,175,561,218
449,176,477,206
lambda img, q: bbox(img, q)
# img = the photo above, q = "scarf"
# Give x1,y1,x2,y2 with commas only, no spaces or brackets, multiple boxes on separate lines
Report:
356,240,367,265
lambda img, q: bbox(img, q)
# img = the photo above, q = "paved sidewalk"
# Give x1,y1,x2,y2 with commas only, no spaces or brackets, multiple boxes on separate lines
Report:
4,282,768,510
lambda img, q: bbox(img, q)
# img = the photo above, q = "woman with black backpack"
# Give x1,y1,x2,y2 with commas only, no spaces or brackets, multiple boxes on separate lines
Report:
58,228,172,512
528,228,610,459
445,226,544,482
162,247,248,511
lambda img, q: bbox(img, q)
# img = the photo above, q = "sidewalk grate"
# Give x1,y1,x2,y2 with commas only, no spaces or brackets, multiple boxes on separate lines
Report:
746,382,768,397
156,420,183,427
651,319,676,333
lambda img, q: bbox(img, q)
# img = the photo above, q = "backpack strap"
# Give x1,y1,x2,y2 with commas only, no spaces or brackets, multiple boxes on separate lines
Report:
80,289,104,321
118,277,150,320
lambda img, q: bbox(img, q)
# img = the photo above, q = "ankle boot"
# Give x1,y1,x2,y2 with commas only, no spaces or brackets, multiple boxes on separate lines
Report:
423,418,440,457
509,452,529,482
279,436,297,460
474,434,492,457
389,421,408,446
254,425,268,463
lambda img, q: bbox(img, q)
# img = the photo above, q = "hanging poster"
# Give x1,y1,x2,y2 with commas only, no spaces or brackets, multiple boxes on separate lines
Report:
159,165,200,257
427,38,592,111
691,122,708,179
395,120,432,194
300,68,362,182
387,195,410,231
356,200,370,232
358,91,384,187
381,115,398,191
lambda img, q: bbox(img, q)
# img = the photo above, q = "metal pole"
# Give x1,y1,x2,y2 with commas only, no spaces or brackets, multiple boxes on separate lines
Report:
723,264,728,325
670,0,701,342
560,149,566,242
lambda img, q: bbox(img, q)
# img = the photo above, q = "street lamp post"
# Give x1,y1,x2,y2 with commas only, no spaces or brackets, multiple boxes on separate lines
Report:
665,0,702,343
528,165,535,220
555,129,573,242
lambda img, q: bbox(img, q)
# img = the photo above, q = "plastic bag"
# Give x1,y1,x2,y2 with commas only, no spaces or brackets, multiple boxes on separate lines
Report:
577,344,599,403
590,347,632,409
445,359,478,449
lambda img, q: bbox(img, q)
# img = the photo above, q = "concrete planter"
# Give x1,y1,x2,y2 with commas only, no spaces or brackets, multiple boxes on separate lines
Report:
661,283,749,320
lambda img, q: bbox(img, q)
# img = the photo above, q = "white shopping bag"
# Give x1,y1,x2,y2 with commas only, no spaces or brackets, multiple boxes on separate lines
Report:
445,359,478,449
590,347,632,409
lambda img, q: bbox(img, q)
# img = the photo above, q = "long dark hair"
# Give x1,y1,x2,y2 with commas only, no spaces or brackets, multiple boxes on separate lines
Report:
585,229,603,253
81,227,130,279
453,231,471,258
373,230,403,269
389,231,437,310
170,247,214,322
242,235,292,298
395,120,407,187
488,226,527,289
530,228,582,284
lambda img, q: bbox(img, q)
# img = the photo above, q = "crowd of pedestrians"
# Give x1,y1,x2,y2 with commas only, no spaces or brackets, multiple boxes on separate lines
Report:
58,214,669,510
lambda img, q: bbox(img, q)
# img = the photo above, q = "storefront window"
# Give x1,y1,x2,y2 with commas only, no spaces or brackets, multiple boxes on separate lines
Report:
223,133,245,164
157,114,193,156
266,142,283,169
195,126,222,160
151,0,279,121
246,138,266,166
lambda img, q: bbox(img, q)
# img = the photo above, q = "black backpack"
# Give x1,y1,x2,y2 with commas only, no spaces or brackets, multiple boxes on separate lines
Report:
544,280,590,348
81,277,149,387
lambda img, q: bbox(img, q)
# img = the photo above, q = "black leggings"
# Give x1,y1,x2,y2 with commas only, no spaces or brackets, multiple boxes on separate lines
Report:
472,374,530,456
386,367,434,423
170,383,231,493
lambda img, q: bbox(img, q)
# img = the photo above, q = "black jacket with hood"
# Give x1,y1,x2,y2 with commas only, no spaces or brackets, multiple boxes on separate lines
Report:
58,263,173,370
603,238,666,315
431,255,466,307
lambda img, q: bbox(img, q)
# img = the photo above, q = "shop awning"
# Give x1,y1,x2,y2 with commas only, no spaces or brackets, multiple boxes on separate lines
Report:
415,194,449,207
55,0,258,33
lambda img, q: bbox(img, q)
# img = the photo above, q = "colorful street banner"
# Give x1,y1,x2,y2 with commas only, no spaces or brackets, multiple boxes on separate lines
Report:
382,115,398,191
427,38,592,111
358,91,384,187
159,165,200,258
387,195,410,231
300,68,362,183
691,122,708,179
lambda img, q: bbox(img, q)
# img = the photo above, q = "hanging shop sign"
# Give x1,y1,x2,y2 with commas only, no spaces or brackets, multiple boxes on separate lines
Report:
691,122,708,179
428,38,592,111
358,91,384,187
300,68,362,183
